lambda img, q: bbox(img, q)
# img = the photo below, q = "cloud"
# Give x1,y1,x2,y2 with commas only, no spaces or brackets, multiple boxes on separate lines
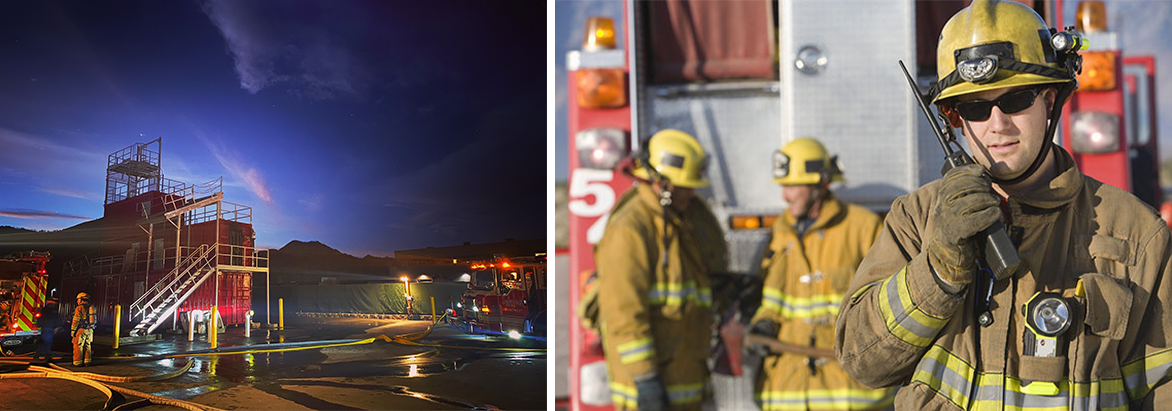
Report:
39,186,100,201
200,0,367,100
0,208,90,220
299,194,323,212
194,132,274,203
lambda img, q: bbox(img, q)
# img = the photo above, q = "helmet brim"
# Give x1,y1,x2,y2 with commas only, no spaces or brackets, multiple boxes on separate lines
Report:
935,72,1070,103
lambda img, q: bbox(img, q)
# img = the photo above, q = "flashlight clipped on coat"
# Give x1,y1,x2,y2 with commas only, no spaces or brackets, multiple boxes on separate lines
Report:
1020,292,1073,395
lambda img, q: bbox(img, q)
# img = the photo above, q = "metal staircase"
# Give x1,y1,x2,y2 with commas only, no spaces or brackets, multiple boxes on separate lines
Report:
128,244,216,336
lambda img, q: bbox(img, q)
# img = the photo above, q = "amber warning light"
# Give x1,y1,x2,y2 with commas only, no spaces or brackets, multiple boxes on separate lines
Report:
575,17,626,109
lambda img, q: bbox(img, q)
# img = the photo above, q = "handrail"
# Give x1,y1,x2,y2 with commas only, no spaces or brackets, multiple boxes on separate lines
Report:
73,241,270,279
128,244,213,321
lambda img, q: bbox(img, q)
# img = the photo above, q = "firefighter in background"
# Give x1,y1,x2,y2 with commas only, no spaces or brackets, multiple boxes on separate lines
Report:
595,129,728,411
747,138,896,410
33,297,61,362
836,0,1172,409
71,292,96,366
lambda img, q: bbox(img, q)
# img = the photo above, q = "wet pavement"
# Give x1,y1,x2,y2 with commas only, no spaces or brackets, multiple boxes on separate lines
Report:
1,317,546,410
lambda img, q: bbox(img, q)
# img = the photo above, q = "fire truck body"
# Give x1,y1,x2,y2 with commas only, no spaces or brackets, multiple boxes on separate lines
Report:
565,1,1158,409
460,254,547,336
0,251,51,347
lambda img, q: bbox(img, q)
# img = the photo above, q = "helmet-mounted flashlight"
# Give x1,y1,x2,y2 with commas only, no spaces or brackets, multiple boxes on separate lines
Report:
1050,27,1088,54
772,150,790,180
957,55,999,84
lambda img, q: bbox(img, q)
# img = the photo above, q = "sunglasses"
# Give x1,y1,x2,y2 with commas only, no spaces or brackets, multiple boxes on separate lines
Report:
952,87,1043,122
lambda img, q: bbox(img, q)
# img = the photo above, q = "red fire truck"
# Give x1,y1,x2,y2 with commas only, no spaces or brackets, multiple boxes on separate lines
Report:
564,1,1159,409
0,251,52,348
459,253,547,338
1059,1,1162,210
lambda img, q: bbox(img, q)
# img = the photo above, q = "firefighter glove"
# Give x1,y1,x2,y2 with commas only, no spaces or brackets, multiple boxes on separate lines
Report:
929,164,1002,293
745,319,779,358
748,319,779,338
634,375,670,411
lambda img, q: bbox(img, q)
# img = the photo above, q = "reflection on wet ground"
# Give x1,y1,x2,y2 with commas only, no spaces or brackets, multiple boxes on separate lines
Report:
95,321,546,410
264,380,505,411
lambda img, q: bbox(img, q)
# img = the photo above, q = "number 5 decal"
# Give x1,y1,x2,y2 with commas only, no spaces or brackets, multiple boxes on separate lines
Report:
569,169,616,244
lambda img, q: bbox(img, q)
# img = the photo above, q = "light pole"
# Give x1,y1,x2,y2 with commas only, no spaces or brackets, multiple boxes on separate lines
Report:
401,276,412,317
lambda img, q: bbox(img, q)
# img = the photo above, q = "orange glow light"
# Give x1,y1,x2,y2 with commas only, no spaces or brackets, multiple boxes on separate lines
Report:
583,17,616,50
1077,1,1108,32
1077,51,1117,91
576,68,626,109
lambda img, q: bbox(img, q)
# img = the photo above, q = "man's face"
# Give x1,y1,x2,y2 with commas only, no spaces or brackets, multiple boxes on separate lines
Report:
957,86,1056,179
669,186,695,212
782,184,818,218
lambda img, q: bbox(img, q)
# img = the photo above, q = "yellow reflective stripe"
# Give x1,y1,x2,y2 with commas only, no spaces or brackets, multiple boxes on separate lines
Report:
648,281,712,307
757,388,896,411
1122,346,1172,401
760,287,842,319
609,381,706,407
666,382,705,404
610,382,638,409
617,338,655,364
913,345,1130,411
877,267,948,347
913,344,975,408
849,280,881,300
762,287,784,312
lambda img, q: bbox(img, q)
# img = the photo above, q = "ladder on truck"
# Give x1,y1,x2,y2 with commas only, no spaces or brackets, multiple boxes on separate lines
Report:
127,244,216,336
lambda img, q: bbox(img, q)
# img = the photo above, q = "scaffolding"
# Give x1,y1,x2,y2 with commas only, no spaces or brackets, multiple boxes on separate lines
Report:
66,137,271,333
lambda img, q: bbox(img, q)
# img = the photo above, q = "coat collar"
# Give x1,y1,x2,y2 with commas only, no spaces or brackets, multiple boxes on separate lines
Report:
636,184,683,223
1010,146,1083,210
779,194,846,236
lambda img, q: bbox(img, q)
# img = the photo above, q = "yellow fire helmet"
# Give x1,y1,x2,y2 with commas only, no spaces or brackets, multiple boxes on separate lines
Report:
632,129,710,188
772,138,844,186
931,0,1079,103
76,292,89,301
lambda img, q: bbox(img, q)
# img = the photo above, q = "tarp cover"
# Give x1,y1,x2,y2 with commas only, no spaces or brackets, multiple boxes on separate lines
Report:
648,0,775,83
268,282,469,315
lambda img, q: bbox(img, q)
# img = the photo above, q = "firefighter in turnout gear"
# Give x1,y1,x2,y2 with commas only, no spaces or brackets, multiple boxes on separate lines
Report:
835,1,1172,409
596,129,728,410
748,138,895,410
72,292,96,366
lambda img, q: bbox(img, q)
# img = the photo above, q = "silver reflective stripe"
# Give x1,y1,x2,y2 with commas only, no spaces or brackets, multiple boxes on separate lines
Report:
915,354,975,405
884,274,939,341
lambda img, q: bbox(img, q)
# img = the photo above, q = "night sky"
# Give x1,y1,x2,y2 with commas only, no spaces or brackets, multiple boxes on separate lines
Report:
0,1,546,257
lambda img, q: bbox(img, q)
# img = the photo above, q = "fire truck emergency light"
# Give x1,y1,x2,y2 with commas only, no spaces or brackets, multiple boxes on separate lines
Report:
1070,111,1121,154
575,128,627,169
1074,1,1115,91
1077,1,1108,32
576,17,626,108
1077,51,1116,91
730,215,779,230
584,17,616,51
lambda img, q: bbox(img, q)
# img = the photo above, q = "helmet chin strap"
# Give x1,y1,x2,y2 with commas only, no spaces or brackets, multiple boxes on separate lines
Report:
989,84,1074,186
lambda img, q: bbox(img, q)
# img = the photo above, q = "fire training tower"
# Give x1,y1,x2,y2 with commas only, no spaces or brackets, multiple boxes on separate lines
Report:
63,138,269,336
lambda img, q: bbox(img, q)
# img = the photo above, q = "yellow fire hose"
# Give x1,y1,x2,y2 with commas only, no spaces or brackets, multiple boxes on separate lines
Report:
0,323,542,410
0,359,223,411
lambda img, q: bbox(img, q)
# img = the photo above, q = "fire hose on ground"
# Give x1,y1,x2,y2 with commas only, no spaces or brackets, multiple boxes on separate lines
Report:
0,358,222,411
0,322,544,409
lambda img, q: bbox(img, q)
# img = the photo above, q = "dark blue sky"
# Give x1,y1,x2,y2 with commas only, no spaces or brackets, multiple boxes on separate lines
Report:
0,0,546,257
